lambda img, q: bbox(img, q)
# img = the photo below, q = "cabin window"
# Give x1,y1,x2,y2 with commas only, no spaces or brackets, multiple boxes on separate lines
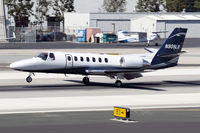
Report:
92,57,96,62
74,56,78,61
98,58,102,63
68,56,71,61
105,58,108,63
86,57,90,62
49,53,55,60
37,52,48,61
80,57,84,61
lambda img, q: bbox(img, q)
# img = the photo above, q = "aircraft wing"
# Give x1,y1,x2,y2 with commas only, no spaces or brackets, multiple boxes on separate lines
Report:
0,32,16,40
85,68,145,74
85,68,148,80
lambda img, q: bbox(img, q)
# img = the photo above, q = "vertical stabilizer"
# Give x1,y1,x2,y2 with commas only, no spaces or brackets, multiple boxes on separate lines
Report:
151,28,187,66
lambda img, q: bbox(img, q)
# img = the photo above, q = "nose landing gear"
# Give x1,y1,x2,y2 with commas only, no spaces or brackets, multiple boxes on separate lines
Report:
26,76,32,83
82,76,90,85
26,72,34,83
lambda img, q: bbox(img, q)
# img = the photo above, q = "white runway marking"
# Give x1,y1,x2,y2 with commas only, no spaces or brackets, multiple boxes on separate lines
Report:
0,93,200,114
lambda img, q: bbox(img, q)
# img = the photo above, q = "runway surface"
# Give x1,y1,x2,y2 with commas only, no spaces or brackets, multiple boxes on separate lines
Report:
0,47,200,132
0,47,200,113
0,69,200,114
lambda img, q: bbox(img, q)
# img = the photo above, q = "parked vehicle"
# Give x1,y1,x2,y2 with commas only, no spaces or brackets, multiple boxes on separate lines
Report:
103,33,117,43
37,32,67,41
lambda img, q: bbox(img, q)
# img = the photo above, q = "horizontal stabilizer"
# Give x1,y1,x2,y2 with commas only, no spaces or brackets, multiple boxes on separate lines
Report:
152,31,168,34
144,48,158,53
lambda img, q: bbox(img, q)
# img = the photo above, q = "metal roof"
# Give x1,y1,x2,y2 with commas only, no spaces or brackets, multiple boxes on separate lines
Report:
134,14,200,21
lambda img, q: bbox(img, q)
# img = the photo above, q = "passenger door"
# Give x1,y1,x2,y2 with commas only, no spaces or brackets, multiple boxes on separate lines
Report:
66,54,73,68
120,57,126,67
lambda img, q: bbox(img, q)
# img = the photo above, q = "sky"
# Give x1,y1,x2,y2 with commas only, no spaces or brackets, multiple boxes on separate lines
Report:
74,0,138,13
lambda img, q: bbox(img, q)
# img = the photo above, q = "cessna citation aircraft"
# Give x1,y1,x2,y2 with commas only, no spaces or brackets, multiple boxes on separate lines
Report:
10,28,187,87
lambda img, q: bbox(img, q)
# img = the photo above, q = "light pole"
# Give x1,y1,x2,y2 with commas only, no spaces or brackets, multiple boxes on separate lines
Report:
2,0,8,38
112,23,115,33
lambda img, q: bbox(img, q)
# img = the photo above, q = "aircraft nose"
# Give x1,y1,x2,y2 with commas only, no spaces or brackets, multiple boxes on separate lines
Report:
10,59,34,71
10,61,23,70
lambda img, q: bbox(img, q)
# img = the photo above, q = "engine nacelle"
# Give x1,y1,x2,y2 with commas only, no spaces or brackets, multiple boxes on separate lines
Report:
121,57,147,68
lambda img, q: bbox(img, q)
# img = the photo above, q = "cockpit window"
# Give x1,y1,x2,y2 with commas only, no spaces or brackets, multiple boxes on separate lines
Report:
49,53,55,60
37,53,48,60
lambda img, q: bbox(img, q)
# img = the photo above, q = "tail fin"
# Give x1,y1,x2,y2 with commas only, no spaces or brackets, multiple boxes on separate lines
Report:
151,28,187,66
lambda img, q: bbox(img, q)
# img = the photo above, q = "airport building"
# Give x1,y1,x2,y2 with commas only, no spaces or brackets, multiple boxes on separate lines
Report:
64,12,138,35
131,14,200,38
0,0,6,42
65,12,200,38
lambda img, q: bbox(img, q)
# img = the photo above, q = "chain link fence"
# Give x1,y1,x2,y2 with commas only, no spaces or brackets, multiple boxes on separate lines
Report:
7,23,75,43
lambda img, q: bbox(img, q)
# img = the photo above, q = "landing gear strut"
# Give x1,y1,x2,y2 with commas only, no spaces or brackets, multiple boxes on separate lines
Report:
26,72,34,83
115,80,122,87
82,77,89,85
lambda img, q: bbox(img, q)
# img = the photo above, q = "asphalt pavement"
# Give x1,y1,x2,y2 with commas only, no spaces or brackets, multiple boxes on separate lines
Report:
0,38,199,49
1,109,200,133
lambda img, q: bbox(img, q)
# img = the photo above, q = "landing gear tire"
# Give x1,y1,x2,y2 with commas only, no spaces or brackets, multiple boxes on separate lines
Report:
115,80,122,87
26,76,32,83
155,43,159,46
83,77,89,85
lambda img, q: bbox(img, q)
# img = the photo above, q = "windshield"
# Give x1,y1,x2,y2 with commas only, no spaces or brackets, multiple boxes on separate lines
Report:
37,52,48,60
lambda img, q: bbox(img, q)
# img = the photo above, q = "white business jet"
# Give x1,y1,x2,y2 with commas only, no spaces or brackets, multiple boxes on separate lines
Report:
10,28,187,87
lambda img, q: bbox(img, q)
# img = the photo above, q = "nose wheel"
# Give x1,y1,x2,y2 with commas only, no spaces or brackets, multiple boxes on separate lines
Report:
26,76,32,83
26,72,34,83
82,77,90,85
115,80,122,87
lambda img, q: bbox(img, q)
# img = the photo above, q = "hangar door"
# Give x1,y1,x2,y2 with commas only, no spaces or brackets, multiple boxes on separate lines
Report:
164,20,200,38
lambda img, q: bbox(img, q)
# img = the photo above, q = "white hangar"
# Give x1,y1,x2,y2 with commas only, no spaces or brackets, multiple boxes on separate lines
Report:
64,12,200,38
131,14,200,38
64,12,138,35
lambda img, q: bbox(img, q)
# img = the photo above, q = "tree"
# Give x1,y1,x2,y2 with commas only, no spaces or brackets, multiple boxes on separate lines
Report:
52,0,75,32
166,0,200,12
136,0,166,12
194,0,200,11
102,0,127,12
35,0,51,30
5,0,34,27
166,0,187,12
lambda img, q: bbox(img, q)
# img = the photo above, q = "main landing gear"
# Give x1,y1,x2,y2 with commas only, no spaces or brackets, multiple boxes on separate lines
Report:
115,80,122,87
82,75,123,87
26,72,34,83
82,76,90,85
